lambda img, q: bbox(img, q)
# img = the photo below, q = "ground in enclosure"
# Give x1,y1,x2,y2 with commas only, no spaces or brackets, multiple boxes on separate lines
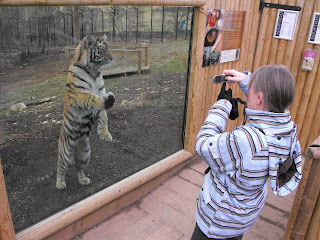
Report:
0,40,189,232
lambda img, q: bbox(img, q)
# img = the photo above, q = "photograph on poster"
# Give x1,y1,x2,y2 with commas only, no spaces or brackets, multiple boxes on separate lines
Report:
273,9,299,41
308,12,320,45
302,49,317,71
202,9,245,67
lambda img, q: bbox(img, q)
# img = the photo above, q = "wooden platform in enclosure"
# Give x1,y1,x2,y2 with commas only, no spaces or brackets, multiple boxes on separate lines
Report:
102,65,150,77
64,43,150,77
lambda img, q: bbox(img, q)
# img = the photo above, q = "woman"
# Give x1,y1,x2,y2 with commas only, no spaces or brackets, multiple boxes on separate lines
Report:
192,65,302,239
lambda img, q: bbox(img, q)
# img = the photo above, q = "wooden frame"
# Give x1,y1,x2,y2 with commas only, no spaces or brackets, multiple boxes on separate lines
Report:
0,0,206,6
0,1,206,239
3,0,320,239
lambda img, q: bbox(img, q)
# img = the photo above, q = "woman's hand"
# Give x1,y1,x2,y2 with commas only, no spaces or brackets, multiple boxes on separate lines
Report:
223,69,248,83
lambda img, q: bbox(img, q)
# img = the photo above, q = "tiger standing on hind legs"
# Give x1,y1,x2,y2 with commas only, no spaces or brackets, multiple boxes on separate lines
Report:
56,35,115,190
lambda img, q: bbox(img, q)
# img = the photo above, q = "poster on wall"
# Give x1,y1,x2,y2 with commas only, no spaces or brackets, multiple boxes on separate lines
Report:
302,49,317,71
202,9,246,67
273,9,299,41
308,12,320,45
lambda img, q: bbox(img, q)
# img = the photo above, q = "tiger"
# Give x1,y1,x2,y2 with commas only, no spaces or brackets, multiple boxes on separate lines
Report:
56,35,115,190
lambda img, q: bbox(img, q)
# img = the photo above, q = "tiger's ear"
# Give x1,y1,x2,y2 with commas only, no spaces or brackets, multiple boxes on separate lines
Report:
83,36,95,49
102,34,108,42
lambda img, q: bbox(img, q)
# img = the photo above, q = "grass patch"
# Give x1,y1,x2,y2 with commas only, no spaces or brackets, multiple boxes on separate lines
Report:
0,135,13,144
0,76,66,115
148,40,190,73
151,51,189,72
6,76,66,105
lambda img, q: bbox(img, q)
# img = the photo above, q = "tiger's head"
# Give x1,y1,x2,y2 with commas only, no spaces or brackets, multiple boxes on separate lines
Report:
73,35,113,74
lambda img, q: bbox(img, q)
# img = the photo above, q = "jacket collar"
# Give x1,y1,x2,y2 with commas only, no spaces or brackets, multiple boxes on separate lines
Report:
245,108,294,136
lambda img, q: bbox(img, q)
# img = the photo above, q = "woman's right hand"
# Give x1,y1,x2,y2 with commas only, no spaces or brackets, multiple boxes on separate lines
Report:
223,69,248,83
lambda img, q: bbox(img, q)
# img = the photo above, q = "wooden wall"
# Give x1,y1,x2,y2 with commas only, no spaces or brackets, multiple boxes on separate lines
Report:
185,0,320,155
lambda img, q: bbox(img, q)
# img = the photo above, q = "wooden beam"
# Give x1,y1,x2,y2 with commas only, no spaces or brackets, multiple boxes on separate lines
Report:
0,159,15,240
0,0,207,6
46,154,199,240
184,6,206,154
137,49,142,74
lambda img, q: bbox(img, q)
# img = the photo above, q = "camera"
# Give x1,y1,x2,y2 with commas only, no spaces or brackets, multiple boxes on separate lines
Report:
213,74,230,84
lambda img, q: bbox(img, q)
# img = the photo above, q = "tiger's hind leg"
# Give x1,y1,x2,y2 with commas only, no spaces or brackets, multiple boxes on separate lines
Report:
56,130,76,190
97,110,113,142
75,135,91,186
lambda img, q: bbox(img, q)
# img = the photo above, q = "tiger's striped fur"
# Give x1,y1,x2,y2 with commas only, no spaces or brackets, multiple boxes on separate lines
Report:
56,35,115,190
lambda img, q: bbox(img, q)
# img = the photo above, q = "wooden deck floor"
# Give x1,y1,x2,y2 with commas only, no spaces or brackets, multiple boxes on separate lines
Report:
73,157,296,240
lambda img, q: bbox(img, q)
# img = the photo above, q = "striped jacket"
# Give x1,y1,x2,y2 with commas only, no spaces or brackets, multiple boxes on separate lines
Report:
195,77,302,238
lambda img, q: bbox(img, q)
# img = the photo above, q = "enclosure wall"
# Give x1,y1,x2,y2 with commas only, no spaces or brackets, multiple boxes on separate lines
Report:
185,0,320,155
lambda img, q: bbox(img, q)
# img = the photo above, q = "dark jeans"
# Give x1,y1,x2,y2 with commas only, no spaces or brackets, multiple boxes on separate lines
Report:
191,224,243,240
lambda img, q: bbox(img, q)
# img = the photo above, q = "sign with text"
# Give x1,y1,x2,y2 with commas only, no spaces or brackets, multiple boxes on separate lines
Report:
308,12,320,45
203,9,245,67
273,9,299,41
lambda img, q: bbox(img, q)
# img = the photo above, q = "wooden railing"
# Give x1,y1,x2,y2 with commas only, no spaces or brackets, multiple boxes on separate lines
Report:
284,136,320,240
65,42,149,75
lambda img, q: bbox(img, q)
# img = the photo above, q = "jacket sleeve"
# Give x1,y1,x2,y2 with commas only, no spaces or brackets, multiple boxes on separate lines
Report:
239,74,251,96
196,100,263,175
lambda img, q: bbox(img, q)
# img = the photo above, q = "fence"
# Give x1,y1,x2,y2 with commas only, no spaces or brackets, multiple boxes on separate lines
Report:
284,136,320,239
0,6,193,53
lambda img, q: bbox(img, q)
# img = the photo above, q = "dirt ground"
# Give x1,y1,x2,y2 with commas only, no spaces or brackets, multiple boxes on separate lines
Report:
0,45,188,232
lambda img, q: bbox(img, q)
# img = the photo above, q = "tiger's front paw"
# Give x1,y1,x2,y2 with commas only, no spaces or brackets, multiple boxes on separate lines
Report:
79,177,91,186
98,129,113,142
77,170,91,186
104,93,115,110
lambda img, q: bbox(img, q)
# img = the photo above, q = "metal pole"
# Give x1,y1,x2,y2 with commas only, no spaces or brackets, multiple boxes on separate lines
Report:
112,6,116,41
79,9,83,39
150,6,153,42
101,10,104,33
185,7,189,40
29,18,32,46
52,15,56,46
88,8,93,35
126,9,128,42
161,6,164,42
175,7,179,40
136,7,138,43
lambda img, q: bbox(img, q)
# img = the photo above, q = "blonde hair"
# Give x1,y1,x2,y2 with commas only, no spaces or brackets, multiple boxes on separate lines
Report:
249,65,295,113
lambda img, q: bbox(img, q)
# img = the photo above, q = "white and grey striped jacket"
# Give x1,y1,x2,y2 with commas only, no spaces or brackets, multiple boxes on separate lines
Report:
195,77,302,238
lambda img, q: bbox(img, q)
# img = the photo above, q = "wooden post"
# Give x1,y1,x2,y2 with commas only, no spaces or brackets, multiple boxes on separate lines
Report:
284,136,320,240
65,47,71,71
0,159,15,240
140,43,148,66
137,49,142,74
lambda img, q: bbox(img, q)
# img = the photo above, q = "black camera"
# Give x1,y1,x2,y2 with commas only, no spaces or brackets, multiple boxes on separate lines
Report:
213,74,230,84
